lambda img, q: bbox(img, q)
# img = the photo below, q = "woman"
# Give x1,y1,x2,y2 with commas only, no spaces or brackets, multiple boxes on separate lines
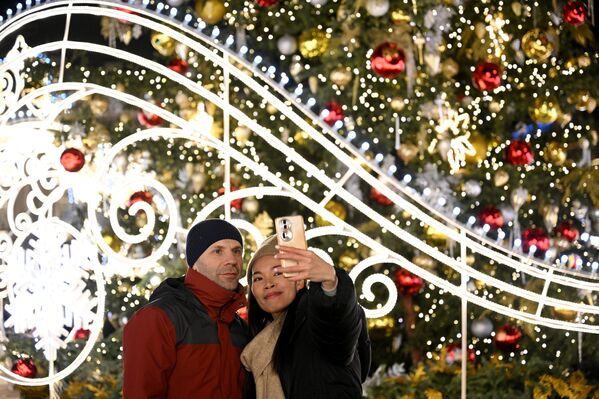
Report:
241,235,370,399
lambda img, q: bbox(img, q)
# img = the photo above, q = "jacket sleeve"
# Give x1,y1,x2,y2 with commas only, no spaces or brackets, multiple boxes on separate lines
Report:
122,306,177,399
306,267,362,366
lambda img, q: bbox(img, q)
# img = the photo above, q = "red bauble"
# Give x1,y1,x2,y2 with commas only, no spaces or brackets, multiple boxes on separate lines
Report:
472,61,502,91
60,148,85,172
323,101,344,126
74,328,91,340
137,109,164,128
256,0,278,6
217,187,243,210
128,191,153,206
445,343,476,365
478,205,504,229
563,1,587,26
394,268,423,296
11,359,37,378
506,140,534,165
236,306,248,321
554,221,579,242
168,58,189,74
370,42,406,78
494,324,522,352
521,227,550,256
370,187,393,206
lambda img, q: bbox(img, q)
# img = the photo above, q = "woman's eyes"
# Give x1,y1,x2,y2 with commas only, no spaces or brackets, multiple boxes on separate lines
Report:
252,276,262,282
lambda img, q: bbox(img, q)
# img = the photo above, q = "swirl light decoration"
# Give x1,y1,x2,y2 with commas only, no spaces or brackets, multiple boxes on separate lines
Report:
0,1,598,396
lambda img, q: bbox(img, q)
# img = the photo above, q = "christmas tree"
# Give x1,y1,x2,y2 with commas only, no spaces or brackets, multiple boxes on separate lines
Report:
0,0,599,398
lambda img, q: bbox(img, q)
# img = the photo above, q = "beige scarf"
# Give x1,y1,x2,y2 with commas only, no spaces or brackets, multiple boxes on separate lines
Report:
240,313,286,399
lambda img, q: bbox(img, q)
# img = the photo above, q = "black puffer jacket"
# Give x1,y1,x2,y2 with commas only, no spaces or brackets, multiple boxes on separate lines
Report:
278,267,371,399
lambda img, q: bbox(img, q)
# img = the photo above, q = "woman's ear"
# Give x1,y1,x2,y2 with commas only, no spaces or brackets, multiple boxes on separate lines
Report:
295,280,305,291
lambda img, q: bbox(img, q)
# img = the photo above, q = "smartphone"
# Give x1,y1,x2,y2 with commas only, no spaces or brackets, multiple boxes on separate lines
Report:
274,215,307,277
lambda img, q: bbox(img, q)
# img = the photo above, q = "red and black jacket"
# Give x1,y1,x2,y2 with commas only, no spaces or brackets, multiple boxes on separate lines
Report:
122,268,249,399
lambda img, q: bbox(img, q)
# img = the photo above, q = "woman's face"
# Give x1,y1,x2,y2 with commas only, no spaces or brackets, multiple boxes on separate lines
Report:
250,255,301,317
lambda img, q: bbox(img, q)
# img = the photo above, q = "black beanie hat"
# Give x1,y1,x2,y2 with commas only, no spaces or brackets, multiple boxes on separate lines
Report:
186,219,243,267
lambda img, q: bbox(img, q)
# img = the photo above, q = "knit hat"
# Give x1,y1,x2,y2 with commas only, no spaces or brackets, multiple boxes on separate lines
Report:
247,235,278,276
186,219,243,267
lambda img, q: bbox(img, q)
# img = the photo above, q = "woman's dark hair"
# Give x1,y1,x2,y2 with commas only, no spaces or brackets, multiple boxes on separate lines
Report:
247,265,307,375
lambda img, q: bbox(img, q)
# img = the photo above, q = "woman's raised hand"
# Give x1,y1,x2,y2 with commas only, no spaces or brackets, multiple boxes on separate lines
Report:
274,245,337,290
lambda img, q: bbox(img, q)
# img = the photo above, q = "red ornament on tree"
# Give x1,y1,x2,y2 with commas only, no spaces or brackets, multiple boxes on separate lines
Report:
168,58,189,74
478,205,504,229
60,148,85,172
472,61,502,91
11,359,38,378
494,324,522,352
128,190,153,206
137,109,164,128
323,101,344,126
445,343,476,365
370,187,393,206
563,1,587,26
394,268,423,296
554,221,579,242
506,140,534,165
74,327,91,340
521,227,550,256
217,187,243,210
256,0,278,6
370,42,406,78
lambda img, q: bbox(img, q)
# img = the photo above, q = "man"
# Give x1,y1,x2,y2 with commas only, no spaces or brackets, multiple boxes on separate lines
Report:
122,219,249,399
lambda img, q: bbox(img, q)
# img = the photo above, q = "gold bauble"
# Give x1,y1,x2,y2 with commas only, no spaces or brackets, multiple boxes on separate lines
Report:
543,142,567,166
299,29,329,59
367,315,395,337
488,101,501,113
465,132,488,163
568,90,597,113
552,307,578,321
233,126,252,145
103,233,120,252
412,253,435,270
390,7,410,24
266,103,278,115
150,32,176,57
521,28,554,62
425,225,448,247
339,249,359,271
90,96,109,116
441,58,459,79
195,0,225,25
293,130,310,145
390,96,405,112
396,143,419,164
494,169,509,187
329,66,352,86
315,200,347,226
577,55,591,68
529,96,560,124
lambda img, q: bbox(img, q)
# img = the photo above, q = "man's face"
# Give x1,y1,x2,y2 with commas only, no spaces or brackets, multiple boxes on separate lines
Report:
193,239,243,291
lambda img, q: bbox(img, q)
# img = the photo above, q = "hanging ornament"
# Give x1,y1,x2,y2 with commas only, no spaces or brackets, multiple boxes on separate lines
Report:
217,187,243,210
445,343,476,365
521,227,550,256
74,327,91,340
493,170,510,187
390,7,410,24
543,142,567,166
494,324,522,352
60,148,85,172
370,42,406,78
425,225,448,247
370,187,393,206
394,268,424,296
464,132,488,163
365,0,390,17
137,108,164,128
241,196,259,216
390,96,405,112
308,0,328,5
256,0,278,7
168,58,189,74
166,0,186,5
329,66,352,86
412,253,435,270
315,200,347,226
471,317,494,338
128,190,153,206
529,96,560,124
463,180,482,197
505,140,534,165
563,1,587,26
323,101,344,126
195,0,226,25
478,205,504,229
11,359,38,378
521,28,554,62
472,61,502,91
396,143,419,164
441,58,459,79
233,125,252,145
298,29,329,59
541,203,560,232
277,34,297,55
554,221,579,242
150,32,176,56
339,249,359,272
552,306,578,321
89,96,109,116
568,90,597,113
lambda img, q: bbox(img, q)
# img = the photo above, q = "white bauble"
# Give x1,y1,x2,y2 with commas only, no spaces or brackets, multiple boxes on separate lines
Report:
277,34,298,56
308,0,328,5
471,317,493,338
365,0,389,17
463,180,482,197
166,0,186,6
